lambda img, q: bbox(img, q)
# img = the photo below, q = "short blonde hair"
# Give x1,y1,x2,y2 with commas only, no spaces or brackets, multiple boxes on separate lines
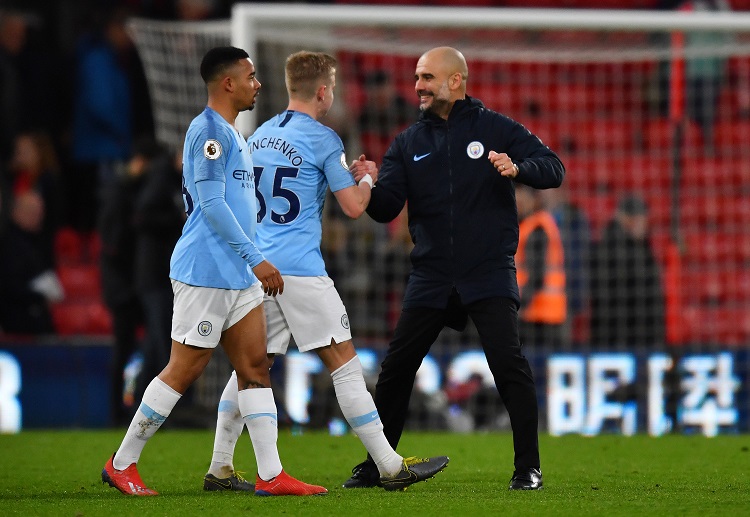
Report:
285,51,337,100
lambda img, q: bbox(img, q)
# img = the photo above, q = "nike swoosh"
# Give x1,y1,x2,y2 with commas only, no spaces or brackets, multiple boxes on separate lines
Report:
207,478,233,489
413,153,431,161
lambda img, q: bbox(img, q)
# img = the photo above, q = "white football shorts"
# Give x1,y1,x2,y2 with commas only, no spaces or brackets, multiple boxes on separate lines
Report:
170,279,264,348
265,275,352,354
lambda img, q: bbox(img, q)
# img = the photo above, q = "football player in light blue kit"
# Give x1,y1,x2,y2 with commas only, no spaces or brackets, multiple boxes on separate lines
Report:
102,46,326,497
206,51,449,492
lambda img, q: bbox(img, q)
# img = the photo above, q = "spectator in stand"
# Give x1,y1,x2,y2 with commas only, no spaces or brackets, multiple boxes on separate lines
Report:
131,141,186,409
68,5,152,234
515,183,567,349
7,131,65,267
0,190,63,335
98,137,152,425
590,195,666,348
357,69,417,161
543,185,591,347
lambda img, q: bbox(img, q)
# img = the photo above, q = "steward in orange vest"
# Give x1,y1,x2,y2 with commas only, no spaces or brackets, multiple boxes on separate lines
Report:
516,185,567,330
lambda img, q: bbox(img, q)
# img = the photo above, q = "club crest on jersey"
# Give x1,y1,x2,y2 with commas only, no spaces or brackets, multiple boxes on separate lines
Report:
204,139,222,160
467,141,484,159
341,314,350,329
339,152,348,171
198,320,213,336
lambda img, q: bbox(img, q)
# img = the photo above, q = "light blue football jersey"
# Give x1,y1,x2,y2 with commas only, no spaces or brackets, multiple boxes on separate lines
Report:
249,110,355,276
170,107,260,289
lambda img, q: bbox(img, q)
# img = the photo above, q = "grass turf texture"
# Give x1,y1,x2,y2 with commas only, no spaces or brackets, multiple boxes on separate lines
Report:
1,430,748,516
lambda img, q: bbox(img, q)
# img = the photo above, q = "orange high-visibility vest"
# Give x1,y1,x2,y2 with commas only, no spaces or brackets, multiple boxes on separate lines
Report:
517,210,567,325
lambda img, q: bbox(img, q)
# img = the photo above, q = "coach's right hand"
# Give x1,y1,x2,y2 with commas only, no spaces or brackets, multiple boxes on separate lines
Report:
253,260,284,296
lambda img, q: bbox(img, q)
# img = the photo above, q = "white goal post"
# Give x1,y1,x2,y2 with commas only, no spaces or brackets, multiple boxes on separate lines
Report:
230,3,750,134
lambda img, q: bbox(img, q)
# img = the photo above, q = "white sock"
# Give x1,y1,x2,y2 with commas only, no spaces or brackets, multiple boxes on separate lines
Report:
208,371,245,478
332,356,403,477
113,377,181,470
238,387,282,481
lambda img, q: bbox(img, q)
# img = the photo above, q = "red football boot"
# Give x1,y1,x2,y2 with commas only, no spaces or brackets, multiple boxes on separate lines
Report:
101,454,158,496
254,470,327,496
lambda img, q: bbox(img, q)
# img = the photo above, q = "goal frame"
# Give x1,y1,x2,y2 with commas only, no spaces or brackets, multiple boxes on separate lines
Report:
231,3,750,134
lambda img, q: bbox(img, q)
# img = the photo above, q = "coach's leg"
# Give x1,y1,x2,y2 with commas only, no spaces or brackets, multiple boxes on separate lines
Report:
373,307,445,451
467,297,540,471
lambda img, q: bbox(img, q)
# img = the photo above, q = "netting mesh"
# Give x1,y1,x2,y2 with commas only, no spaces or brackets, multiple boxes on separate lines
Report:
129,10,750,435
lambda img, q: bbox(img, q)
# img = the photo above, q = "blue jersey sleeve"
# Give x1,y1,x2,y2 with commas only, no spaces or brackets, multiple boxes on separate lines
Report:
316,130,355,193
194,126,232,183
196,179,265,268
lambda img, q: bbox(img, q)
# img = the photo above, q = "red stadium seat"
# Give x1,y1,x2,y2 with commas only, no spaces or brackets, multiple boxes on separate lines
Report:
50,301,112,336
56,264,102,300
713,119,750,158
680,305,750,346
679,193,750,232
642,118,704,157
683,231,750,266
54,227,85,265
681,266,750,305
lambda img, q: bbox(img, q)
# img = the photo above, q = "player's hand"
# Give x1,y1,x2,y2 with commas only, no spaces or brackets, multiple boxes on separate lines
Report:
488,150,519,178
350,154,379,184
252,260,284,296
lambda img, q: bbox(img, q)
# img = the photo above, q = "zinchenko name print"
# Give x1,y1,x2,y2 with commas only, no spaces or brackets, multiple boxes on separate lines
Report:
250,137,303,166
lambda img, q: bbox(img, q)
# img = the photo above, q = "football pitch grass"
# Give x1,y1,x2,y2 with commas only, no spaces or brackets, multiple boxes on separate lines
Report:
1,430,748,516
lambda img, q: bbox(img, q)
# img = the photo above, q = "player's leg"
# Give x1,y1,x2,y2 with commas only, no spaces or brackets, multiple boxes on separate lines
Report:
466,296,542,490
221,283,326,496
103,340,214,495
338,305,446,488
317,340,403,477
318,340,449,491
102,281,232,496
202,370,254,491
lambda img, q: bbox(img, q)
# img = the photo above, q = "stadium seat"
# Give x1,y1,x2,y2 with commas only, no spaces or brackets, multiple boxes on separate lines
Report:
574,118,638,157
681,266,750,305
713,119,750,158
642,117,704,157
56,264,102,300
50,300,112,336
680,305,750,346
683,231,750,266
54,227,85,265
679,193,750,231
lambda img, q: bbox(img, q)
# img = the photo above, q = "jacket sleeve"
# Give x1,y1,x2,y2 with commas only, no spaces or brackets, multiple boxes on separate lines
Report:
365,137,408,223
504,117,565,190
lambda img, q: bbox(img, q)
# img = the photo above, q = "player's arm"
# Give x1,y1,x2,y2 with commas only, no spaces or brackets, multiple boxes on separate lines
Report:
195,179,283,295
334,155,377,219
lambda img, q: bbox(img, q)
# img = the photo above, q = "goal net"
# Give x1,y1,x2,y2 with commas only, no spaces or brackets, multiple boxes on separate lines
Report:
129,5,750,436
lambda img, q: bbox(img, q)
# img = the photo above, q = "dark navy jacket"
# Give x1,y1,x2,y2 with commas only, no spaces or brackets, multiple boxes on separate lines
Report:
367,96,564,309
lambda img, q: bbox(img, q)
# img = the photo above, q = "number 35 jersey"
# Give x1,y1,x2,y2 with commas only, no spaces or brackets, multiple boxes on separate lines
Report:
249,110,354,277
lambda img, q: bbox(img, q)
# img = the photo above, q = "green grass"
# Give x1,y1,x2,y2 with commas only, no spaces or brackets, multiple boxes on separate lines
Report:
1,430,748,516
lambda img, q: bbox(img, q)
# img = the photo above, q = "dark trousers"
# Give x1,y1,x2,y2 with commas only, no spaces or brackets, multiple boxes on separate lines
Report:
370,296,540,470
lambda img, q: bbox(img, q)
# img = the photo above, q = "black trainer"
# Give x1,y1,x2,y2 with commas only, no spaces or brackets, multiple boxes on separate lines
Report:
379,456,449,492
203,472,255,491
508,468,543,490
342,459,380,488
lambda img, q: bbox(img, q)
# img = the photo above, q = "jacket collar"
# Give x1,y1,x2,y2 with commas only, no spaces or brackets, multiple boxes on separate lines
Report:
419,95,484,124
